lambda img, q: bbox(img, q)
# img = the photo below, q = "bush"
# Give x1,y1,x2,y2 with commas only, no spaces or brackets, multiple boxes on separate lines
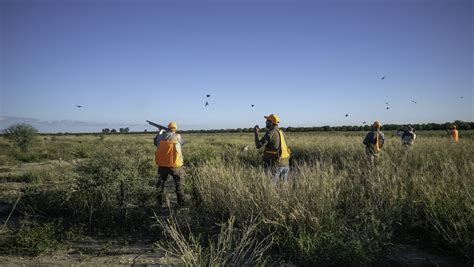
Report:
155,215,273,266
3,124,38,151
15,221,63,255
73,142,156,232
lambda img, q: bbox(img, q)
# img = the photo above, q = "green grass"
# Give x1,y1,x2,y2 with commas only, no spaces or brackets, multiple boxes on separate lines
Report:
0,131,472,263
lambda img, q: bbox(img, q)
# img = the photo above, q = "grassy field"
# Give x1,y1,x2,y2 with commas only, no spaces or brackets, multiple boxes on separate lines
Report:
0,131,472,265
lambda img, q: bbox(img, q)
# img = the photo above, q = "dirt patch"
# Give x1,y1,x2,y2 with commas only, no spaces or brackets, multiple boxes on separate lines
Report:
0,244,181,266
378,244,467,266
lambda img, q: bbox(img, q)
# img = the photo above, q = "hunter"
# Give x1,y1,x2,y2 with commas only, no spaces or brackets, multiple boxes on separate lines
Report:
449,125,459,142
154,122,185,207
363,121,385,168
254,114,291,184
397,125,416,150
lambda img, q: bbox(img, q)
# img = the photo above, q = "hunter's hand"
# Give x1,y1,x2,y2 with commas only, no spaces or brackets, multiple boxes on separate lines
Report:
254,125,260,133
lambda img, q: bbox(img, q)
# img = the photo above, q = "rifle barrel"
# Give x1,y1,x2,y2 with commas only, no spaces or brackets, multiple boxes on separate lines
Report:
146,120,171,131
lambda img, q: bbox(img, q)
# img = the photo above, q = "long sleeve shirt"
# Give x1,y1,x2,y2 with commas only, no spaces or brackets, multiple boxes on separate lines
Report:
363,130,385,146
154,130,184,147
254,127,289,166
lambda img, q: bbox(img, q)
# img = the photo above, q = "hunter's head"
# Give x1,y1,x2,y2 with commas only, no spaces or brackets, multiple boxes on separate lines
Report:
372,121,381,130
168,122,178,132
264,114,280,129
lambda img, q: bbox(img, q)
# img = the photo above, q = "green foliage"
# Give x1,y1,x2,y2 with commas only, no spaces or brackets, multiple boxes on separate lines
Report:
73,142,156,231
155,215,273,266
2,132,472,264
188,134,473,263
11,150,42,163
19,184,76,218
15,221,62,255
286,230,370,265
180,121,474,133
3,124,39,151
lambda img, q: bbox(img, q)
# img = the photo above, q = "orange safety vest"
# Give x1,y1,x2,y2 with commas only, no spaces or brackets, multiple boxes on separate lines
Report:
155,139,183,167
278,130,291,159
451,129,459,142
264,130,291,159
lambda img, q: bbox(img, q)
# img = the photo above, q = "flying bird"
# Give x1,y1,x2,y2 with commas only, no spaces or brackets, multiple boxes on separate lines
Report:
206,94,211,98
385,102,390,106
251,104,255,107
460,96,464,99
345,114,349,117
381,76,386,80
205,101,209,106
75,105,82,108
386,107,390,110
412,100,417,104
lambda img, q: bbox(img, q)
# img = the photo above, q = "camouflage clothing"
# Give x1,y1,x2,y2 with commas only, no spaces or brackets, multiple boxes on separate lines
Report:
157,167,185,206
154,130,186,206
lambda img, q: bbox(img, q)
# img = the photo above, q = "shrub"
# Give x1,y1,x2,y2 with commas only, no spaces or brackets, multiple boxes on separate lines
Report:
155,215,273,266
3,124,38,151
73,142,156,232
15,221,63,255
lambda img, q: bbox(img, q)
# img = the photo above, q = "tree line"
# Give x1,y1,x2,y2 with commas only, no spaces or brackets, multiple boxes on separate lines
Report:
2,121,472,137
179,120,473,134
101,127,130,134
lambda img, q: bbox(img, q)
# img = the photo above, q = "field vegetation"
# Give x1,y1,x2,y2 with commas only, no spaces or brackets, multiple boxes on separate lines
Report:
0,129,472,265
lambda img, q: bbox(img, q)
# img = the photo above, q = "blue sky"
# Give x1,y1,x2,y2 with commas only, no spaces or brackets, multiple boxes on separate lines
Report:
1,0,472,132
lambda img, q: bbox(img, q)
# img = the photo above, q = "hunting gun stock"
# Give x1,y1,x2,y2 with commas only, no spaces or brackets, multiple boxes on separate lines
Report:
146,120,171,132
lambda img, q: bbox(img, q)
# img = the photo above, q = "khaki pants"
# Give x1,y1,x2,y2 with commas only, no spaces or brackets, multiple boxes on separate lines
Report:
157,167,185,206
365,146,380,168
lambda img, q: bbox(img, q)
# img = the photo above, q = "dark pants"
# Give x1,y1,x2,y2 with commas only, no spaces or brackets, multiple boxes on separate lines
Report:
157,167,185,206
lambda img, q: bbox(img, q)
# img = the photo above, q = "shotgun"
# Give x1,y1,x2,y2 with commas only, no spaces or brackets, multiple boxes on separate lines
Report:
146,120,171,132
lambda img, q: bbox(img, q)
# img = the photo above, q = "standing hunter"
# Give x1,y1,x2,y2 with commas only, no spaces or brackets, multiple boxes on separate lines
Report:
449,125,459,142
254,114,291,184
153,122,186,207
363,121,385,168
397,125,416,151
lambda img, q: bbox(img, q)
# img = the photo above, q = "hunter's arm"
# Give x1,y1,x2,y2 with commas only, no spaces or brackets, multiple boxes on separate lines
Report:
362,132,371,145
255,132,269,149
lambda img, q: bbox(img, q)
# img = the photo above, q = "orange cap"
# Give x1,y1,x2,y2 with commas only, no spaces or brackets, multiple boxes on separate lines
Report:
168,122,177,130
264,114,280,124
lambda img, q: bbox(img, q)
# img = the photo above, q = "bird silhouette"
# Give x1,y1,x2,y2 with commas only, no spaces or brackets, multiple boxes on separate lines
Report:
385,102,389,105
205,101,209,106
412,100,417,104
460,96,464,99
206,94,211,98
251,104,255,107
75,105,82,108
386,107,390,110
381,76,386,80
345,114,349,117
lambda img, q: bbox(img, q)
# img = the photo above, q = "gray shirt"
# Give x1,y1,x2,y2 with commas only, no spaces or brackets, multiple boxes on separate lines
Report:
363,130,385,146
154,130,184,147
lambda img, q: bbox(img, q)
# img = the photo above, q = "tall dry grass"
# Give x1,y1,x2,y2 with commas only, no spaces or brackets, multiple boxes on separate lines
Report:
2,132,471,263
172,133,473,264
